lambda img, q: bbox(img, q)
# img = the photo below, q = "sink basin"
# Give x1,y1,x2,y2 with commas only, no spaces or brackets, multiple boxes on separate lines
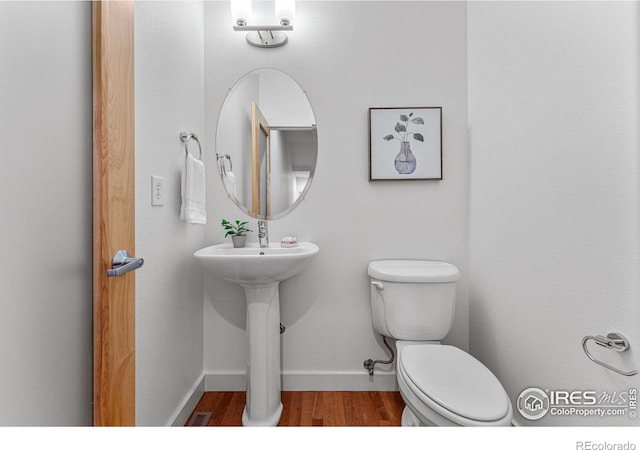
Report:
194,241,319,426
194,242,319,286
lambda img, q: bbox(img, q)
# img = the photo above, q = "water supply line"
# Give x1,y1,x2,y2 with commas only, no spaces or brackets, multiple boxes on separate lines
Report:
363,336,395,376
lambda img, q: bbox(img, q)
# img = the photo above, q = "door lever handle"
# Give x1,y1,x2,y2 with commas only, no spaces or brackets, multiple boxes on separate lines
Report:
106,250,144,277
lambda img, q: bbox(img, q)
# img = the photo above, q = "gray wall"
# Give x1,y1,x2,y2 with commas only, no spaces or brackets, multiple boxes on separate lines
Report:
468,1,639,426
203,1,469,390
0,1,92,425
134,1,206,426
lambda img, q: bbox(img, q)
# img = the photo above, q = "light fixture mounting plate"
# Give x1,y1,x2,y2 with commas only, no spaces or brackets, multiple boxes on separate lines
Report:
246,30,288,48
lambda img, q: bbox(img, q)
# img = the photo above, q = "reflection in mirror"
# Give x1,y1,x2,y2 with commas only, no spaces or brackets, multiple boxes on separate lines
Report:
252,102,270,217
216,68,317,220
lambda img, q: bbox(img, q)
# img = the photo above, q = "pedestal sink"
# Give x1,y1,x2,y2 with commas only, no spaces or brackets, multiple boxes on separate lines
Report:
194,242,319,426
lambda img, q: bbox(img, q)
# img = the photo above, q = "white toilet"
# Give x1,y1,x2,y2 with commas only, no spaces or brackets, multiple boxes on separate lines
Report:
368,260,513,427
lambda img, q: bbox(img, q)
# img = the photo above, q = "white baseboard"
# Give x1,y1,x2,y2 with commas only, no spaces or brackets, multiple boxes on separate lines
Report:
204,370,399,392
168,374,205,426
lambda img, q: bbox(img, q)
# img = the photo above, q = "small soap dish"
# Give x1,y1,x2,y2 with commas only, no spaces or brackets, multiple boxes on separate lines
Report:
280,236,298,248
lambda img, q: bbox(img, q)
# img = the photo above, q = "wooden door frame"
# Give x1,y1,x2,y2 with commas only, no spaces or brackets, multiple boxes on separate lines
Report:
92,0,136,426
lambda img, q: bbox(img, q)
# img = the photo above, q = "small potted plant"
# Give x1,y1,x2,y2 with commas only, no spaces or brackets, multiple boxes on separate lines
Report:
221,219,252,248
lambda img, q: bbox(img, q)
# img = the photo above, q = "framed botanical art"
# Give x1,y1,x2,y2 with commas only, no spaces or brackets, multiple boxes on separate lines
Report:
368,106,442,181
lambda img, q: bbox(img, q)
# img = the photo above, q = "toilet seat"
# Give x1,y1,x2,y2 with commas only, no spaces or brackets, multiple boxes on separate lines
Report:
398,344,512,426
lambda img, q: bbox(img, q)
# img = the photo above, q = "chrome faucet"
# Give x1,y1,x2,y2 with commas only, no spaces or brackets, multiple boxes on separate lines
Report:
258,220,269,248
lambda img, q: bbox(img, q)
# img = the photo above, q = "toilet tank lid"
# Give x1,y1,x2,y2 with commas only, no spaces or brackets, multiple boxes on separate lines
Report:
368,260,460,283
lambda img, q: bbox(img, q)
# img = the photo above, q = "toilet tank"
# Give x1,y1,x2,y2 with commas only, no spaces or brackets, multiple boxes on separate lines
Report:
368,260,460,341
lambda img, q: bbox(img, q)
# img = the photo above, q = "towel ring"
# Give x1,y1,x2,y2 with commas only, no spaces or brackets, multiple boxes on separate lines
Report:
216,153,233,174
180,132,202,160
582,332,638,377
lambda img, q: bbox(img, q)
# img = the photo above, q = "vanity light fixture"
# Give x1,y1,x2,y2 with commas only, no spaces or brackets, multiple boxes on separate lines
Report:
231,0,295,48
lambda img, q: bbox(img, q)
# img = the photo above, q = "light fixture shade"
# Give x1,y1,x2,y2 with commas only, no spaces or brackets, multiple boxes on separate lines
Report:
275,0,295,26
231,0,252,26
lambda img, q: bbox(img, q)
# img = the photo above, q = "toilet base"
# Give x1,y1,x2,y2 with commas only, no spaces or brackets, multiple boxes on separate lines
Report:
401,405,441,427
401,407,424,427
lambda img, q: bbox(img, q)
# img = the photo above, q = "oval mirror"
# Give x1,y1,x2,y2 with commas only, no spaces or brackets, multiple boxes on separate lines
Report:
216,68,318,220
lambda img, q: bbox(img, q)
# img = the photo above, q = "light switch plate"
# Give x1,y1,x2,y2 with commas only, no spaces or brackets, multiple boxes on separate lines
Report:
151,175,164,206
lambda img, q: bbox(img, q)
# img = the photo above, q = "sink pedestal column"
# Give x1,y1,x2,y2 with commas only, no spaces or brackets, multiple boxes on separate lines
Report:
241,282,283,426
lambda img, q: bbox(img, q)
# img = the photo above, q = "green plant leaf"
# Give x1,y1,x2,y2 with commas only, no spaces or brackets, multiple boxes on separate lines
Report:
413,133,424,142
394,122,406,133
383,134,395,141
399,114,409,122
222,218,253,236
411,117,424,125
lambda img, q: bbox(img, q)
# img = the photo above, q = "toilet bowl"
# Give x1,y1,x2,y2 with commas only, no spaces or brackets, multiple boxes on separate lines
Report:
368,260,513,427
396,341,512,426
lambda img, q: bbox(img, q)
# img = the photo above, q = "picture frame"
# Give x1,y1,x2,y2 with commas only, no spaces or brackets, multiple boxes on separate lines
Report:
368,106,442,181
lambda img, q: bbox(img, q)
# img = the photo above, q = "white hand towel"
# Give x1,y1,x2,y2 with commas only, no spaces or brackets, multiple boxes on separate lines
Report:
180,153,206,225
223,170,237,198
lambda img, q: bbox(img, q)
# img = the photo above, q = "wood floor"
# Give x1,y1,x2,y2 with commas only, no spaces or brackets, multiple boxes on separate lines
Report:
186,391,406,426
